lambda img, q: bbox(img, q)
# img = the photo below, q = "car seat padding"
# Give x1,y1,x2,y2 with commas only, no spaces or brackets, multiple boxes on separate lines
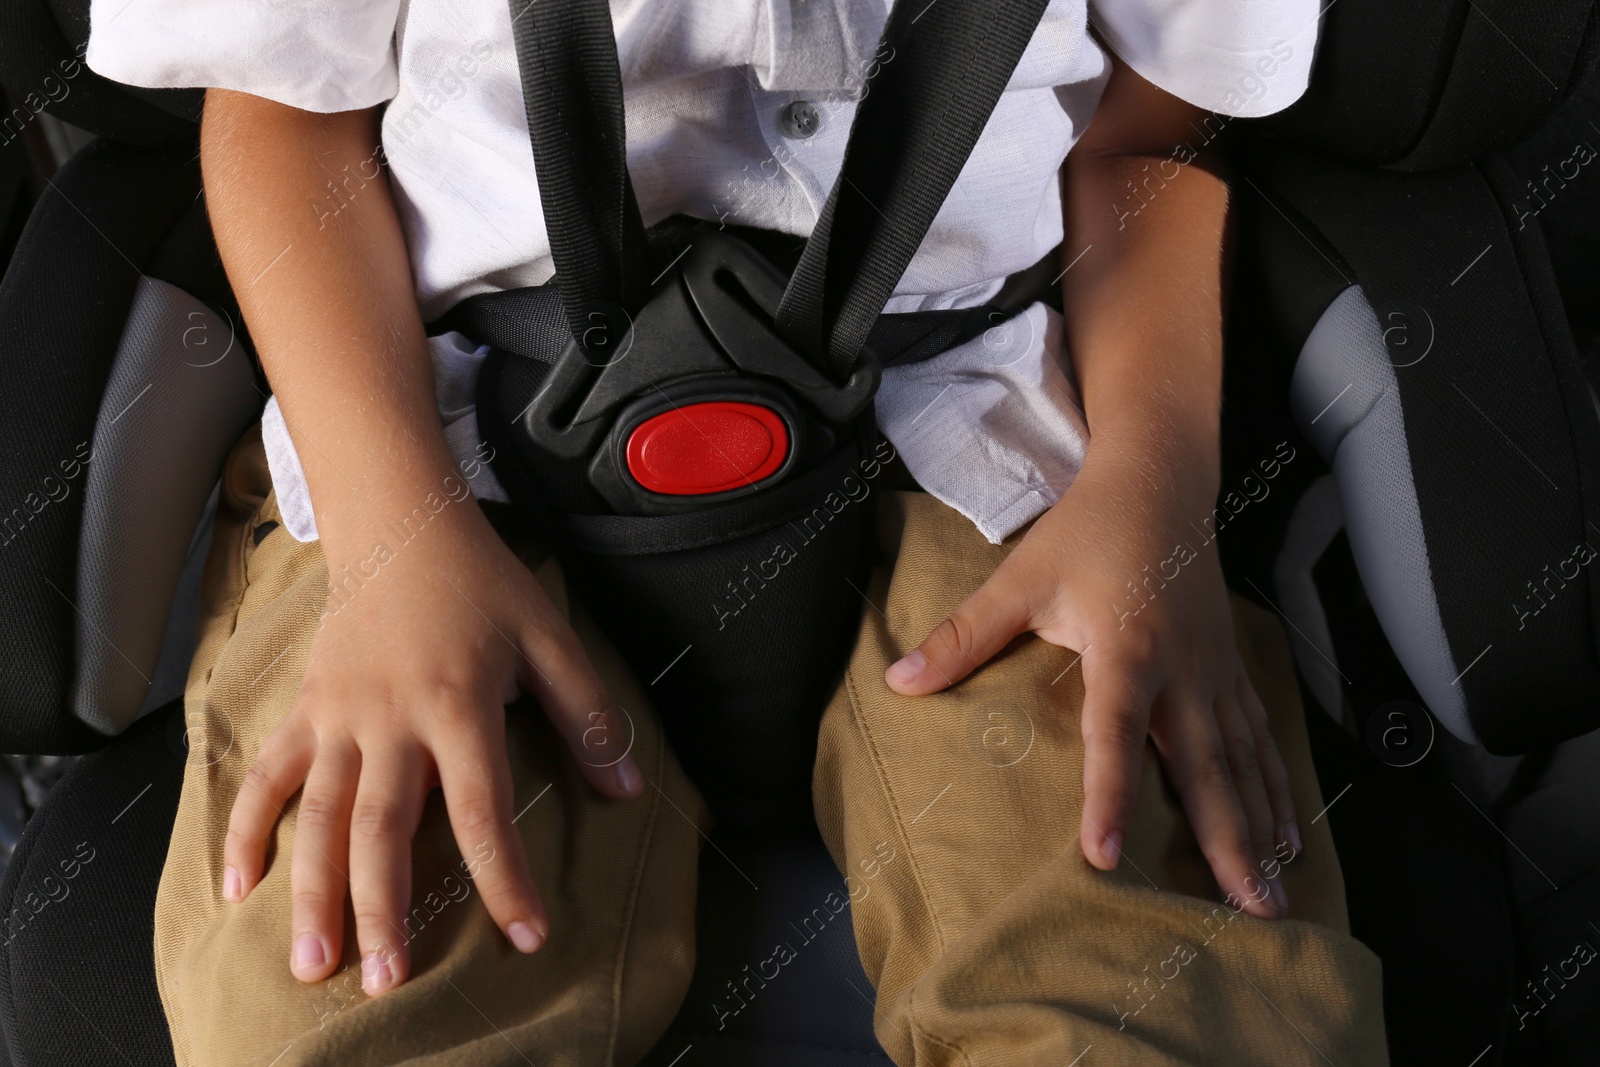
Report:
1263,0,1600,170
0,0,199,147
0,701,183,1067
1293,285,1469,740
1252,144,1600,752
0,142,219,752
69,276,257,736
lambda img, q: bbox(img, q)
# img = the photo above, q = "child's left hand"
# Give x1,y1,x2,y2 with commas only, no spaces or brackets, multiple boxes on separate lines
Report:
883,441,1299,920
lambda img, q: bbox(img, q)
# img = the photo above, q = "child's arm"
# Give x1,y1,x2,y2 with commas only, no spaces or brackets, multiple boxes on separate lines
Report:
202,89,644,994
884,57,1297,919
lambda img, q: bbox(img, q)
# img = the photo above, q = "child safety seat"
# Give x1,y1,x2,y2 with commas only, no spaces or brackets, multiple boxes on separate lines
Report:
1207,10,1600,1061
0,0,1597,1065
1221,0,1600,754
0,1,1047,1063
461,0,1054,831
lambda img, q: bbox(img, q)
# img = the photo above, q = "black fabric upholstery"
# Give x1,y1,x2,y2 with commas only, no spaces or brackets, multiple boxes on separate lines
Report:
1303,534,1600,1067
1243,138,1600,753
1260,0,1600,171
0,142,217,754
1504,58,1600,388
1449,720,1600,1067
0,134,33,277
1214,178,1340,607
0,700,182,1067
640,830,890,1067
0,0,199,147
1305,689,1518,1067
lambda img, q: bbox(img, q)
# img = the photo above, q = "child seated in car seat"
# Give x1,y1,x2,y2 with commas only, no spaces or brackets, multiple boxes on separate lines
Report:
87,1,1389,1064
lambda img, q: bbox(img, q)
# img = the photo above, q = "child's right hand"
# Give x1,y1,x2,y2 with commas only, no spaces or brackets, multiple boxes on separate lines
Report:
220,499,643,996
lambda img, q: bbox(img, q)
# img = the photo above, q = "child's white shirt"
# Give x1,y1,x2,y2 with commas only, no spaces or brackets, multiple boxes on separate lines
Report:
86,0,1321,543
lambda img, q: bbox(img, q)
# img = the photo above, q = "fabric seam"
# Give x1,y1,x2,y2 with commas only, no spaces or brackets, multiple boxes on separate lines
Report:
841,669,972,1065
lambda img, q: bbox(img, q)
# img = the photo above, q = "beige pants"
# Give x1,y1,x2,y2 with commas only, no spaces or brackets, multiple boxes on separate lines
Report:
154,426,1388,1065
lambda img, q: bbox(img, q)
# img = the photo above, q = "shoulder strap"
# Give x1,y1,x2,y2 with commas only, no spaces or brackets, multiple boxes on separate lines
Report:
772,0,1052,378
507,0,1051,375
507,0,653,344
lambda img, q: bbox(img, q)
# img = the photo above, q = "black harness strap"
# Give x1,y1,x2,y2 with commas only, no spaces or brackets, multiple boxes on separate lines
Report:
507,0,653,342
773,0,1054,378
505,0,1052,376
436,254,1061,369
485,0,1054,828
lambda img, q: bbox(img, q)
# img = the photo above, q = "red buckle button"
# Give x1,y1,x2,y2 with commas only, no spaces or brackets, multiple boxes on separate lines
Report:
625,401,789,495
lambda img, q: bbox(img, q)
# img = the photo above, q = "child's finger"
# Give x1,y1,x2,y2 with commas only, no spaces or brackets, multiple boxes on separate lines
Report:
347,743,425,996
433,723,549,955
1237,676,1300,858
290,737,361,982
1214,693,1287,911
1150,699,1284,920
517,619,643,800
1077,667,1151,871
885,559,1035,695
224,719,315,902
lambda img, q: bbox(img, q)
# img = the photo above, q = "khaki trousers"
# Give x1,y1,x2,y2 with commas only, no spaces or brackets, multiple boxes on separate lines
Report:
154,426,1388,1065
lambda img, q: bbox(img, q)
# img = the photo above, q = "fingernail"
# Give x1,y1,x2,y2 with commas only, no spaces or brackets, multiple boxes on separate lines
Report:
508,921,545,953
1286,822,1304,856
292,934,327,973
362,950,393,994
886,651,925,687
613,759,643,796
1101,829,1124,867
223,866,242,903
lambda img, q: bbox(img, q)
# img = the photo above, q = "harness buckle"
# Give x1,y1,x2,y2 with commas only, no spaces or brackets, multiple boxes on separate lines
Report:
516,230,881,514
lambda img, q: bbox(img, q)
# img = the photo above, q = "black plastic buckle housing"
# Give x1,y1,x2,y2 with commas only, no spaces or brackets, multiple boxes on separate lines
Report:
515,230,881,514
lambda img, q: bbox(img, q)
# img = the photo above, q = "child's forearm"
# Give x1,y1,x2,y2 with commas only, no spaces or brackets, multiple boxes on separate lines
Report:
891,57,1298,920
203,99,645,994
1061,61,1229,507
201,89,460,559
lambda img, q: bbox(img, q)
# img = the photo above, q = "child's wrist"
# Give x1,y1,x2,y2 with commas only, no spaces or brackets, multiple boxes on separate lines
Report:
313,465,487,567
1081,421,1222,507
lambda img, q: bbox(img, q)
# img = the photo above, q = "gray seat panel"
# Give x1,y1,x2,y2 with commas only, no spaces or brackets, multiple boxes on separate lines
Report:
71,277,260,735
1273,473,1350,731
1290,285,1473,744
